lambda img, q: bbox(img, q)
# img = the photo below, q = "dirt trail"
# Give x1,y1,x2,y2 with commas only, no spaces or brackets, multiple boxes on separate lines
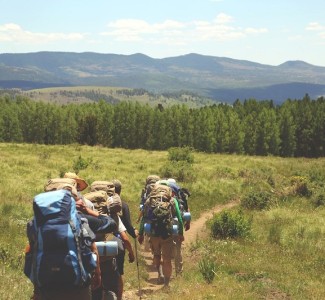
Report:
123,201,239,299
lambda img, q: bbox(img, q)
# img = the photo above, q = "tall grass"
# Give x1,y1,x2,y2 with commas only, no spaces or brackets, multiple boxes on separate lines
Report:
1,143,325,299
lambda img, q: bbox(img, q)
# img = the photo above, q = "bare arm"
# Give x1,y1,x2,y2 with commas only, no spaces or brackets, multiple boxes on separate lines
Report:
119,231,135,263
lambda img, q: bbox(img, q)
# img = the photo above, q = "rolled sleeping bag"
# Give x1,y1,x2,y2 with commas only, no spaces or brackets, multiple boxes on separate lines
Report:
172,224,178,235
144,223,151,234
144,223,178,235
183,212,191,222
95,241,118,257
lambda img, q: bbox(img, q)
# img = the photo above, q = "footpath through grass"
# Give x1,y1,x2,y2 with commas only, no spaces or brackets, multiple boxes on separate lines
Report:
1,143,325,299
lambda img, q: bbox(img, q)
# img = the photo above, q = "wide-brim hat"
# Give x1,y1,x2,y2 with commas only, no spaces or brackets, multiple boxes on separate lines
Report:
64,172,88,191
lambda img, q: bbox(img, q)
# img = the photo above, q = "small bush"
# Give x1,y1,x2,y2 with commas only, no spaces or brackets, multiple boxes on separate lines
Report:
199,257,217,284
241,190,272,210
210,209,252,239
73,155,92,173
168,146,194,163
160,161,196,182
289,176,311,197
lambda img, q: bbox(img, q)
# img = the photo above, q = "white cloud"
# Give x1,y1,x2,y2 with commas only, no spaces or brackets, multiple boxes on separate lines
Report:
101,14,267,45
0,23,85,44
306,22,324,31
305,22,325,40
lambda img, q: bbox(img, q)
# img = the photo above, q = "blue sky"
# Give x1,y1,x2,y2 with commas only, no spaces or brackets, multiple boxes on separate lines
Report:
1,0,324,66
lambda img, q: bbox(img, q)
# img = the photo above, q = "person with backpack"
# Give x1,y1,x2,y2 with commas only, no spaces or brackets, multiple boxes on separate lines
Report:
112,179,137,300
86,180,135,300
137,183,184,289
24,183,101,300
63,172,95,210
137,175,160,251
167,178,191,276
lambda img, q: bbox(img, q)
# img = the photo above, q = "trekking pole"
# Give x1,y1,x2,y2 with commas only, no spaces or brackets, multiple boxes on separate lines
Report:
134,238,142,299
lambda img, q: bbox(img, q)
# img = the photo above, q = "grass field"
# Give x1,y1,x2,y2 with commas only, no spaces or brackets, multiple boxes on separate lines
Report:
22,86,213,107
1,142,325,299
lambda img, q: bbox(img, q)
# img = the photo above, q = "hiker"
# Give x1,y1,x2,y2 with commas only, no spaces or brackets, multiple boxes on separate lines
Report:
60,174,118,234
87,181,135,300
25,183,101,300
138,183,184,289
137,175,161,251
167,178,191,275
63,172,95,210
111,179,137,300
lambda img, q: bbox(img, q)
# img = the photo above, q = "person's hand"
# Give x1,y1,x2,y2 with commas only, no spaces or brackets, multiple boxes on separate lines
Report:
91,268,101,291
128,251,135,263
138,235,144,244
185,222,191,231
75,199,87,212
134,229,139,237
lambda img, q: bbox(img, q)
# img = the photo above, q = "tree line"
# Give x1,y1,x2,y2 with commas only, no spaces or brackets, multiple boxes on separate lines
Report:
0,94,324,157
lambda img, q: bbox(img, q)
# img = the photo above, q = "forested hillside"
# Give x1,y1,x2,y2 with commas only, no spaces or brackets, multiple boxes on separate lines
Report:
1,94,324,157
1,52,325,103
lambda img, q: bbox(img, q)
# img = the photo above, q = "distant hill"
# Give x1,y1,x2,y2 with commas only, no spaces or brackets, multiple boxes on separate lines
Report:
0,51,324,104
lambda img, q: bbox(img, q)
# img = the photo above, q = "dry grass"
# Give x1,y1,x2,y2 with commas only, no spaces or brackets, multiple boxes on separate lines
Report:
1,143,325,299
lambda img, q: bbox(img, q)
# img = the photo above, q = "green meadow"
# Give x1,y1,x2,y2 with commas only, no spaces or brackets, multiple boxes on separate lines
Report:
1,142,325,299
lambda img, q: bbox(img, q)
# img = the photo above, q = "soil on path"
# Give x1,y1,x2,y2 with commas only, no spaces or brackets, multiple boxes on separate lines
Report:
123,200,239,299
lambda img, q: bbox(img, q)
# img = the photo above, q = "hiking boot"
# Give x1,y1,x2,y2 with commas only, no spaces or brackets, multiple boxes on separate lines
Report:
157,276,164,284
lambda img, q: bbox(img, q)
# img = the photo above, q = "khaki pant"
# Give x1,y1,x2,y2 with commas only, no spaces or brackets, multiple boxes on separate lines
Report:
150,236,175,260
174,237,183,274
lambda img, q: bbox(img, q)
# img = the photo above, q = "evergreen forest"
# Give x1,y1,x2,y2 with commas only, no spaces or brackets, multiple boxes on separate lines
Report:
1,93,325,157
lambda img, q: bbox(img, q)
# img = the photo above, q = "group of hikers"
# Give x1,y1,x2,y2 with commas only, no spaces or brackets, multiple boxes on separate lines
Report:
24,172,191,300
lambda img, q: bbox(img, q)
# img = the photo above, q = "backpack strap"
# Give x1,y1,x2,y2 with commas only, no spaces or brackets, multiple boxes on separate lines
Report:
32,222,40,287
68,219,88,286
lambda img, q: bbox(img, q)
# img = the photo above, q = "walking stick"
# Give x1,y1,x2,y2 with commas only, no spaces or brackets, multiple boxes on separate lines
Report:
134,238,142,299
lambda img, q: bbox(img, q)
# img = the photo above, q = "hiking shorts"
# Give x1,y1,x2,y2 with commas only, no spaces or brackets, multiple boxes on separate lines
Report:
150,236,175,260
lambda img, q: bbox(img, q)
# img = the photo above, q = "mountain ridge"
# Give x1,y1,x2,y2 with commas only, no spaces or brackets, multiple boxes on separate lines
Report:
0,51,325,104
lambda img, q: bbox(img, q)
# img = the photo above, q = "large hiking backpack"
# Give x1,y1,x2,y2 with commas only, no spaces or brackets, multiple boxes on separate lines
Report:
143,184,175,239
85,188,123,263
24,189,96,289
179,187,191,212
90,181,115,197
44,178,77,192
84,190,109,215
140,175,161,208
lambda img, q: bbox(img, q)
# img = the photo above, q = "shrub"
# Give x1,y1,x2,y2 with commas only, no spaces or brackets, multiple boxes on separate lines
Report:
160,161,196,182
289,176,311,197
199,257,217,284
168,146,194,164
72,155,92,173
241,190,272,210
210,209,252,239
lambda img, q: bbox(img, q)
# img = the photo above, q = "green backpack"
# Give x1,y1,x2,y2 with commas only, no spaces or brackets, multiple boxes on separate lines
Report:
144,184,174,239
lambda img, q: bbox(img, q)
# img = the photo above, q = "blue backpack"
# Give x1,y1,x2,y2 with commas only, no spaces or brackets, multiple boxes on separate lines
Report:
24,189,96,289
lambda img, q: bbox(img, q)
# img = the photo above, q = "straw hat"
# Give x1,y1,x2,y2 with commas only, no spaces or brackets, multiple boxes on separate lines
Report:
64,172,88,191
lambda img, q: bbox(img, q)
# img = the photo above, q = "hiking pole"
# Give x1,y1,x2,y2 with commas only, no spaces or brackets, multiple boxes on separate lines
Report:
134,238,142,299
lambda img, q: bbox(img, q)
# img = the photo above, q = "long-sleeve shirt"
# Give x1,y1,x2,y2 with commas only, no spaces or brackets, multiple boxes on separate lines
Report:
120,200,137,239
